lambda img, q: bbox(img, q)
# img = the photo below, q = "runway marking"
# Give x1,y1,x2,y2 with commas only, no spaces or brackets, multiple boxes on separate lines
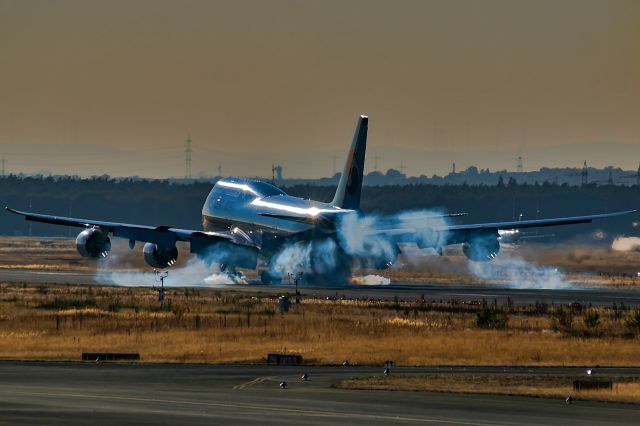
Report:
233,376,277,390
1,388,512,425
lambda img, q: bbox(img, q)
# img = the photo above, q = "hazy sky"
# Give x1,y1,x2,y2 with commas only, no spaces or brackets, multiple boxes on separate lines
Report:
1,0,639,178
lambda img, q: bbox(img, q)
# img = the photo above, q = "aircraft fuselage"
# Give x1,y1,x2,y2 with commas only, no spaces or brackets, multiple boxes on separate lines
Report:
201,178,346,238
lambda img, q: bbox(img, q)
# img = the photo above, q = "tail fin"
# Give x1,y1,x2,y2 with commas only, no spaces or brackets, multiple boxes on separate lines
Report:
331,115,368,210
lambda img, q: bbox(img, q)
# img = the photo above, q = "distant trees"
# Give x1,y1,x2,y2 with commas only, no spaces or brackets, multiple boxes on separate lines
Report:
0,175,636,239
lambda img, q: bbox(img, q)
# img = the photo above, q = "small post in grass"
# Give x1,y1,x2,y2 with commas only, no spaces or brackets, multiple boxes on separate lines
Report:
154,270,168,302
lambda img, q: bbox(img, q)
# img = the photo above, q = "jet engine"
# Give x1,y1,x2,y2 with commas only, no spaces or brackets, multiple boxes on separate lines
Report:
462,232,500,261
76,228,111,258
143,243,178,268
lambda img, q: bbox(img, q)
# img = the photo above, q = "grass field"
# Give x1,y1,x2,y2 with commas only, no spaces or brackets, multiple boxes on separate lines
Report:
337,374,640,404
1,282,640,365
2,237,639,404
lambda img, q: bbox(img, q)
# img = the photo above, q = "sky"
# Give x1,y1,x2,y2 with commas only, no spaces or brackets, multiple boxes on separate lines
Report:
1,0,639,179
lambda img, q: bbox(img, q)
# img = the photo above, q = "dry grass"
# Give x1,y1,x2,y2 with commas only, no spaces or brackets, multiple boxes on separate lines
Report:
1,283,640,365
338,374,640,404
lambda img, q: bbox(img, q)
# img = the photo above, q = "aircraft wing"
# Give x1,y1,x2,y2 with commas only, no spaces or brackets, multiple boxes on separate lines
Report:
363,209,636,248
258,211,467,227
4,207,248,250
443,210,636,232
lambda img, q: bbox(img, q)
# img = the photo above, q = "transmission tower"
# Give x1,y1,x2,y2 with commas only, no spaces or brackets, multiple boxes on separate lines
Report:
581,161,588,186
398,161,407,175
516,155,523,173
184,133,192,179
272,164,283,183
373,152,381,172
1,156,5,177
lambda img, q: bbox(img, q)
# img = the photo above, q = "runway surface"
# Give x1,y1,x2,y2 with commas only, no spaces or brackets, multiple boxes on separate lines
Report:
1,268,640,306
1,362,639,425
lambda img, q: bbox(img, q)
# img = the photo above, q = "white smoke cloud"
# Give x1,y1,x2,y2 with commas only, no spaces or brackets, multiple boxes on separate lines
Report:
337,213,396,261
350,275,391,285
203,272,247,285
96,250,246,287
612,236,640,252
467,252,574,289
262,209,454,283
395,210,450,253
269,242,313,279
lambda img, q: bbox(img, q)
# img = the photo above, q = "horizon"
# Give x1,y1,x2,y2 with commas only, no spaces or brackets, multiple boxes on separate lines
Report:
2,161,638,185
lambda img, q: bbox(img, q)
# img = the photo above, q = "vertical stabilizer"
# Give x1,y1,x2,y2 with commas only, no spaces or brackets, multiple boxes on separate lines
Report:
331,115,368,210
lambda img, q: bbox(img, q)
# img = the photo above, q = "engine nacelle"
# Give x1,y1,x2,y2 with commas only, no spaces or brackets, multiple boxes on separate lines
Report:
143,243,178,268
462,236,500,262
76,228,111,258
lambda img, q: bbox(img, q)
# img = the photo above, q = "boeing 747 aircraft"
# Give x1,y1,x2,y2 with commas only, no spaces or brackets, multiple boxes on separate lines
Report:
6,116,635,283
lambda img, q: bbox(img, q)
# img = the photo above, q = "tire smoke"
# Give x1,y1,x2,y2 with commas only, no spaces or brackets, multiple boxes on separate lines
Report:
612,236,640,252
467,253,573,289
96,250,247,287
267,209,452,284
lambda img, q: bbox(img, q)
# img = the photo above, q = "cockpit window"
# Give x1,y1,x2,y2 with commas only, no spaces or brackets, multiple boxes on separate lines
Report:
249,181,287,197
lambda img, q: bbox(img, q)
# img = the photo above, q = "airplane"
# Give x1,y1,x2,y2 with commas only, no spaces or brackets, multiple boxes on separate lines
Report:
6,115,636,284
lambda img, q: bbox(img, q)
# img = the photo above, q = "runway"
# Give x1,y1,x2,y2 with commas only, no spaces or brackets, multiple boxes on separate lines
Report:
1,362,639,425
1,268,639,306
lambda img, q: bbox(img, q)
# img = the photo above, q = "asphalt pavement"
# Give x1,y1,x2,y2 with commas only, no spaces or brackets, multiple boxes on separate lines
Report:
1,268,639,306
1,362,640,425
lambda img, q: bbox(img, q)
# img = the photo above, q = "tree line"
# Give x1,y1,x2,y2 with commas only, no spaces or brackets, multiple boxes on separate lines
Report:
0,175,636,240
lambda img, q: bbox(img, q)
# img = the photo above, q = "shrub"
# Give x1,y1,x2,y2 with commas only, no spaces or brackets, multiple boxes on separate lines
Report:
583,310,600,328
624,310,640,331
550,306,572,330
474,307,508,328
